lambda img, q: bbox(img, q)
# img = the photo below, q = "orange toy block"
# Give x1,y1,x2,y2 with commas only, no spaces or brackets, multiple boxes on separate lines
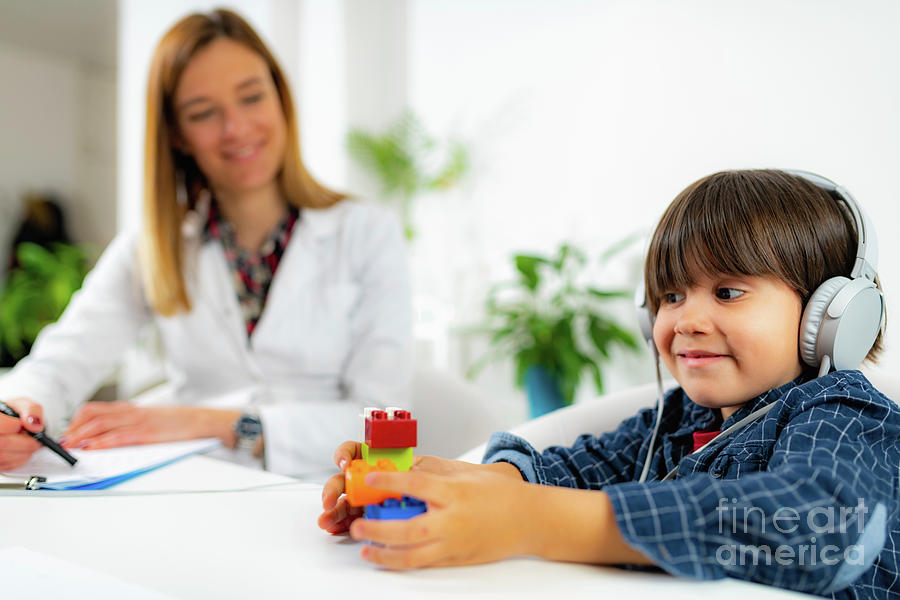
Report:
345,458,402,507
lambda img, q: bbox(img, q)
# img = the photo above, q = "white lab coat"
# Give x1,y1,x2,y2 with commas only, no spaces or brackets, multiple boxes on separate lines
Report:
0,200,413,478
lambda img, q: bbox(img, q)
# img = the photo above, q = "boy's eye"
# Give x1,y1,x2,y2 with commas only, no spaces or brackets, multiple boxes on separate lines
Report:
662,292,684,304
241,93,263,105
716,287,744,300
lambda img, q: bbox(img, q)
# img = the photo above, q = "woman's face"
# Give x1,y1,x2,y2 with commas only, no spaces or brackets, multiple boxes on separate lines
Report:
173,38,287,199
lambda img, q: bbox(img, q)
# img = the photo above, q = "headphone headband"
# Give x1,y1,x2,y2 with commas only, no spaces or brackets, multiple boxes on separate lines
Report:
784,170,879,282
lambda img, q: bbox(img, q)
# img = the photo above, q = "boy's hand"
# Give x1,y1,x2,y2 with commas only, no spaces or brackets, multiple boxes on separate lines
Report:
347,468,533,569
318,441,365,534
349,468,653,570
317,441,521,535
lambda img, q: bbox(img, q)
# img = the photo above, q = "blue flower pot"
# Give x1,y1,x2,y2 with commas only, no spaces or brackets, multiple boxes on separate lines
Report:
524,366,566,418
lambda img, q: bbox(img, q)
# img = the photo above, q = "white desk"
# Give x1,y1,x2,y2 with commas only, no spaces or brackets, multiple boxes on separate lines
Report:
0,455,814,599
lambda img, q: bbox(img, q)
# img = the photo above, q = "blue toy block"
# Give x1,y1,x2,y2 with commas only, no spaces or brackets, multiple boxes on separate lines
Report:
365,495,427,520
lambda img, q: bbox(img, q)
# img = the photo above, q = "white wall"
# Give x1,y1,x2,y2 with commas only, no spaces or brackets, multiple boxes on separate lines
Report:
0,41,116,271
407,0,900,397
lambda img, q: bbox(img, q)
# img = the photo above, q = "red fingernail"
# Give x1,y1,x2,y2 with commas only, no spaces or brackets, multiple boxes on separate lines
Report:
27,415,42,427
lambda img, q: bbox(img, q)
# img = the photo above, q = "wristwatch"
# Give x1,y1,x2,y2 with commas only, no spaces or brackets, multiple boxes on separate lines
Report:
233,412,263,452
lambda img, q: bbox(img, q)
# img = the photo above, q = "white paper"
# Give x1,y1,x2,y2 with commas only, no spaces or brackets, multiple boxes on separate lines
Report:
0,438,221,488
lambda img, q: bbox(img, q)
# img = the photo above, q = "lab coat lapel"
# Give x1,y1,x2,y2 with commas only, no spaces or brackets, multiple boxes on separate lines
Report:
252,205,342,343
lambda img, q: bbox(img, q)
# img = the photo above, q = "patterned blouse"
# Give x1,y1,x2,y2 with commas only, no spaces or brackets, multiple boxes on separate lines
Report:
204,200,300,338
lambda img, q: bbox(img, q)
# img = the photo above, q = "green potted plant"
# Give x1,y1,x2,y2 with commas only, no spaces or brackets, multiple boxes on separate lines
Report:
346,109,469,240
0,242,89,366
468,239,641,417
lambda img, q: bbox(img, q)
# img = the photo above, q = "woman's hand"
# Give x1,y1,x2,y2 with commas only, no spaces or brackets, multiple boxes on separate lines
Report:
0,397,44,470
317,440,523,536
63,402,240,450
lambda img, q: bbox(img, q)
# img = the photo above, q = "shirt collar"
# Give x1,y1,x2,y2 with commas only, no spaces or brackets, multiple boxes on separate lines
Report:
669,372,811,436
202,199,299,251
719,373,810,429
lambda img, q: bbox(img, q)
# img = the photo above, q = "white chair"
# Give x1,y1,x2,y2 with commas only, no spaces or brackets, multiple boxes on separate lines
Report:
412,364,527,458
455,380,661,463
454,366,900,464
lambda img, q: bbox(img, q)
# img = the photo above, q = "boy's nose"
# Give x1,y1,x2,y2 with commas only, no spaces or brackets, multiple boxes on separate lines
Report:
673,298,713,335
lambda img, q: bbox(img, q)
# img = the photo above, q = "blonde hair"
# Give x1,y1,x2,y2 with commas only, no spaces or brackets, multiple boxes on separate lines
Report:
141,8,345,315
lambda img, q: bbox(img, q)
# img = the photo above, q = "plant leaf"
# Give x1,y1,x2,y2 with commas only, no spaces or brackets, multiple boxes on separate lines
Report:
514,254,549,291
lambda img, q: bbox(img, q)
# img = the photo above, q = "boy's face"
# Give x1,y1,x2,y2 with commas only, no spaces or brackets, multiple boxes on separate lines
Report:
653,273,804,420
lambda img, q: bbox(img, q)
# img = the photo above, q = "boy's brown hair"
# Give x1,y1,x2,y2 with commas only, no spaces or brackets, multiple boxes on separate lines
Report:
644,169,884,363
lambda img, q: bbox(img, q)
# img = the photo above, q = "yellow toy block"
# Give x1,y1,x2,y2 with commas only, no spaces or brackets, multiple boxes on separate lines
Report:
361,443,414,471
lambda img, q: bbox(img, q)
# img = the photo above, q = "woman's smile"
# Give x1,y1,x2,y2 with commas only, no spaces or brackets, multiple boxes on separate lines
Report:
223,139,266,163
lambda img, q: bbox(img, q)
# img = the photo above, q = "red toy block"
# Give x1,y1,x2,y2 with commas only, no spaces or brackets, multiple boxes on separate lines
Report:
364,408,417,448
345,458,402,507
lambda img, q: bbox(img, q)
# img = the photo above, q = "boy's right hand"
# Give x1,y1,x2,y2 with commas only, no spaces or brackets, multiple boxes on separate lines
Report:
0,397,45,471
317,441,366,534
317,440,511,535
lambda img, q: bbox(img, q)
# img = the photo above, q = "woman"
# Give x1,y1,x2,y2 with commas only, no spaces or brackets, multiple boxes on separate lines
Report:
0,9,412,478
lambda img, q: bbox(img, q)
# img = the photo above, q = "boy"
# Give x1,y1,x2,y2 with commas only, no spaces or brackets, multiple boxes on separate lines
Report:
319,170,899,599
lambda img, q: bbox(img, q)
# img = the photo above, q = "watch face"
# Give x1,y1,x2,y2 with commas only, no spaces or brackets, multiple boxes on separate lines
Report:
236,414,263,439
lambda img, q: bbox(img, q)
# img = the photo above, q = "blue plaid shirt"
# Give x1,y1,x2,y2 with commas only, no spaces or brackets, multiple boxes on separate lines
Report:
484,370,900,599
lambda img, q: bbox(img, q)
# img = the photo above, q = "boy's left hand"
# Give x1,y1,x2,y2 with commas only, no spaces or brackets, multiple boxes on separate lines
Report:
349,467,533,569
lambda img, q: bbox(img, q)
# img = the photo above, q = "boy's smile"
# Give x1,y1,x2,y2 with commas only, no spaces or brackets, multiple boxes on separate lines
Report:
653,273,804,420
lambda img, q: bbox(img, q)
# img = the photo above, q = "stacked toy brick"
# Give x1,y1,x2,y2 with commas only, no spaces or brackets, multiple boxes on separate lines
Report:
345,408,426,520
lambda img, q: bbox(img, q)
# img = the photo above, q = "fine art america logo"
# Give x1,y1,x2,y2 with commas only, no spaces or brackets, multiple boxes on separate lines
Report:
714,497,869,567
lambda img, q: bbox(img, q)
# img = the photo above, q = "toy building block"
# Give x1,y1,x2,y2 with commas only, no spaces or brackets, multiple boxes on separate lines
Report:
365,496,427,520
364,407,417,449
361,443,414,472
345,458,402,507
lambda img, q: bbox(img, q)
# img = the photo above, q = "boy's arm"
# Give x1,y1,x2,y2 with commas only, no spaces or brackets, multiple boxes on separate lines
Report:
522,484,654,566
483,400,668,489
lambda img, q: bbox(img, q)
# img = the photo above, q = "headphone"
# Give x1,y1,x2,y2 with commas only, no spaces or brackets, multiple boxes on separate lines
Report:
635,170,884,376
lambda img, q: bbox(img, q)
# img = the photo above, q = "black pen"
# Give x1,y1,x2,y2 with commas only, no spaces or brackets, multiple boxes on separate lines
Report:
0,400,78,466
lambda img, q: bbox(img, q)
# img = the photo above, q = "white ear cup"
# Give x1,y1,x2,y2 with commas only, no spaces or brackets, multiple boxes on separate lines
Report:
799,277,847,367
799,276,884,370
634,281,654,346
